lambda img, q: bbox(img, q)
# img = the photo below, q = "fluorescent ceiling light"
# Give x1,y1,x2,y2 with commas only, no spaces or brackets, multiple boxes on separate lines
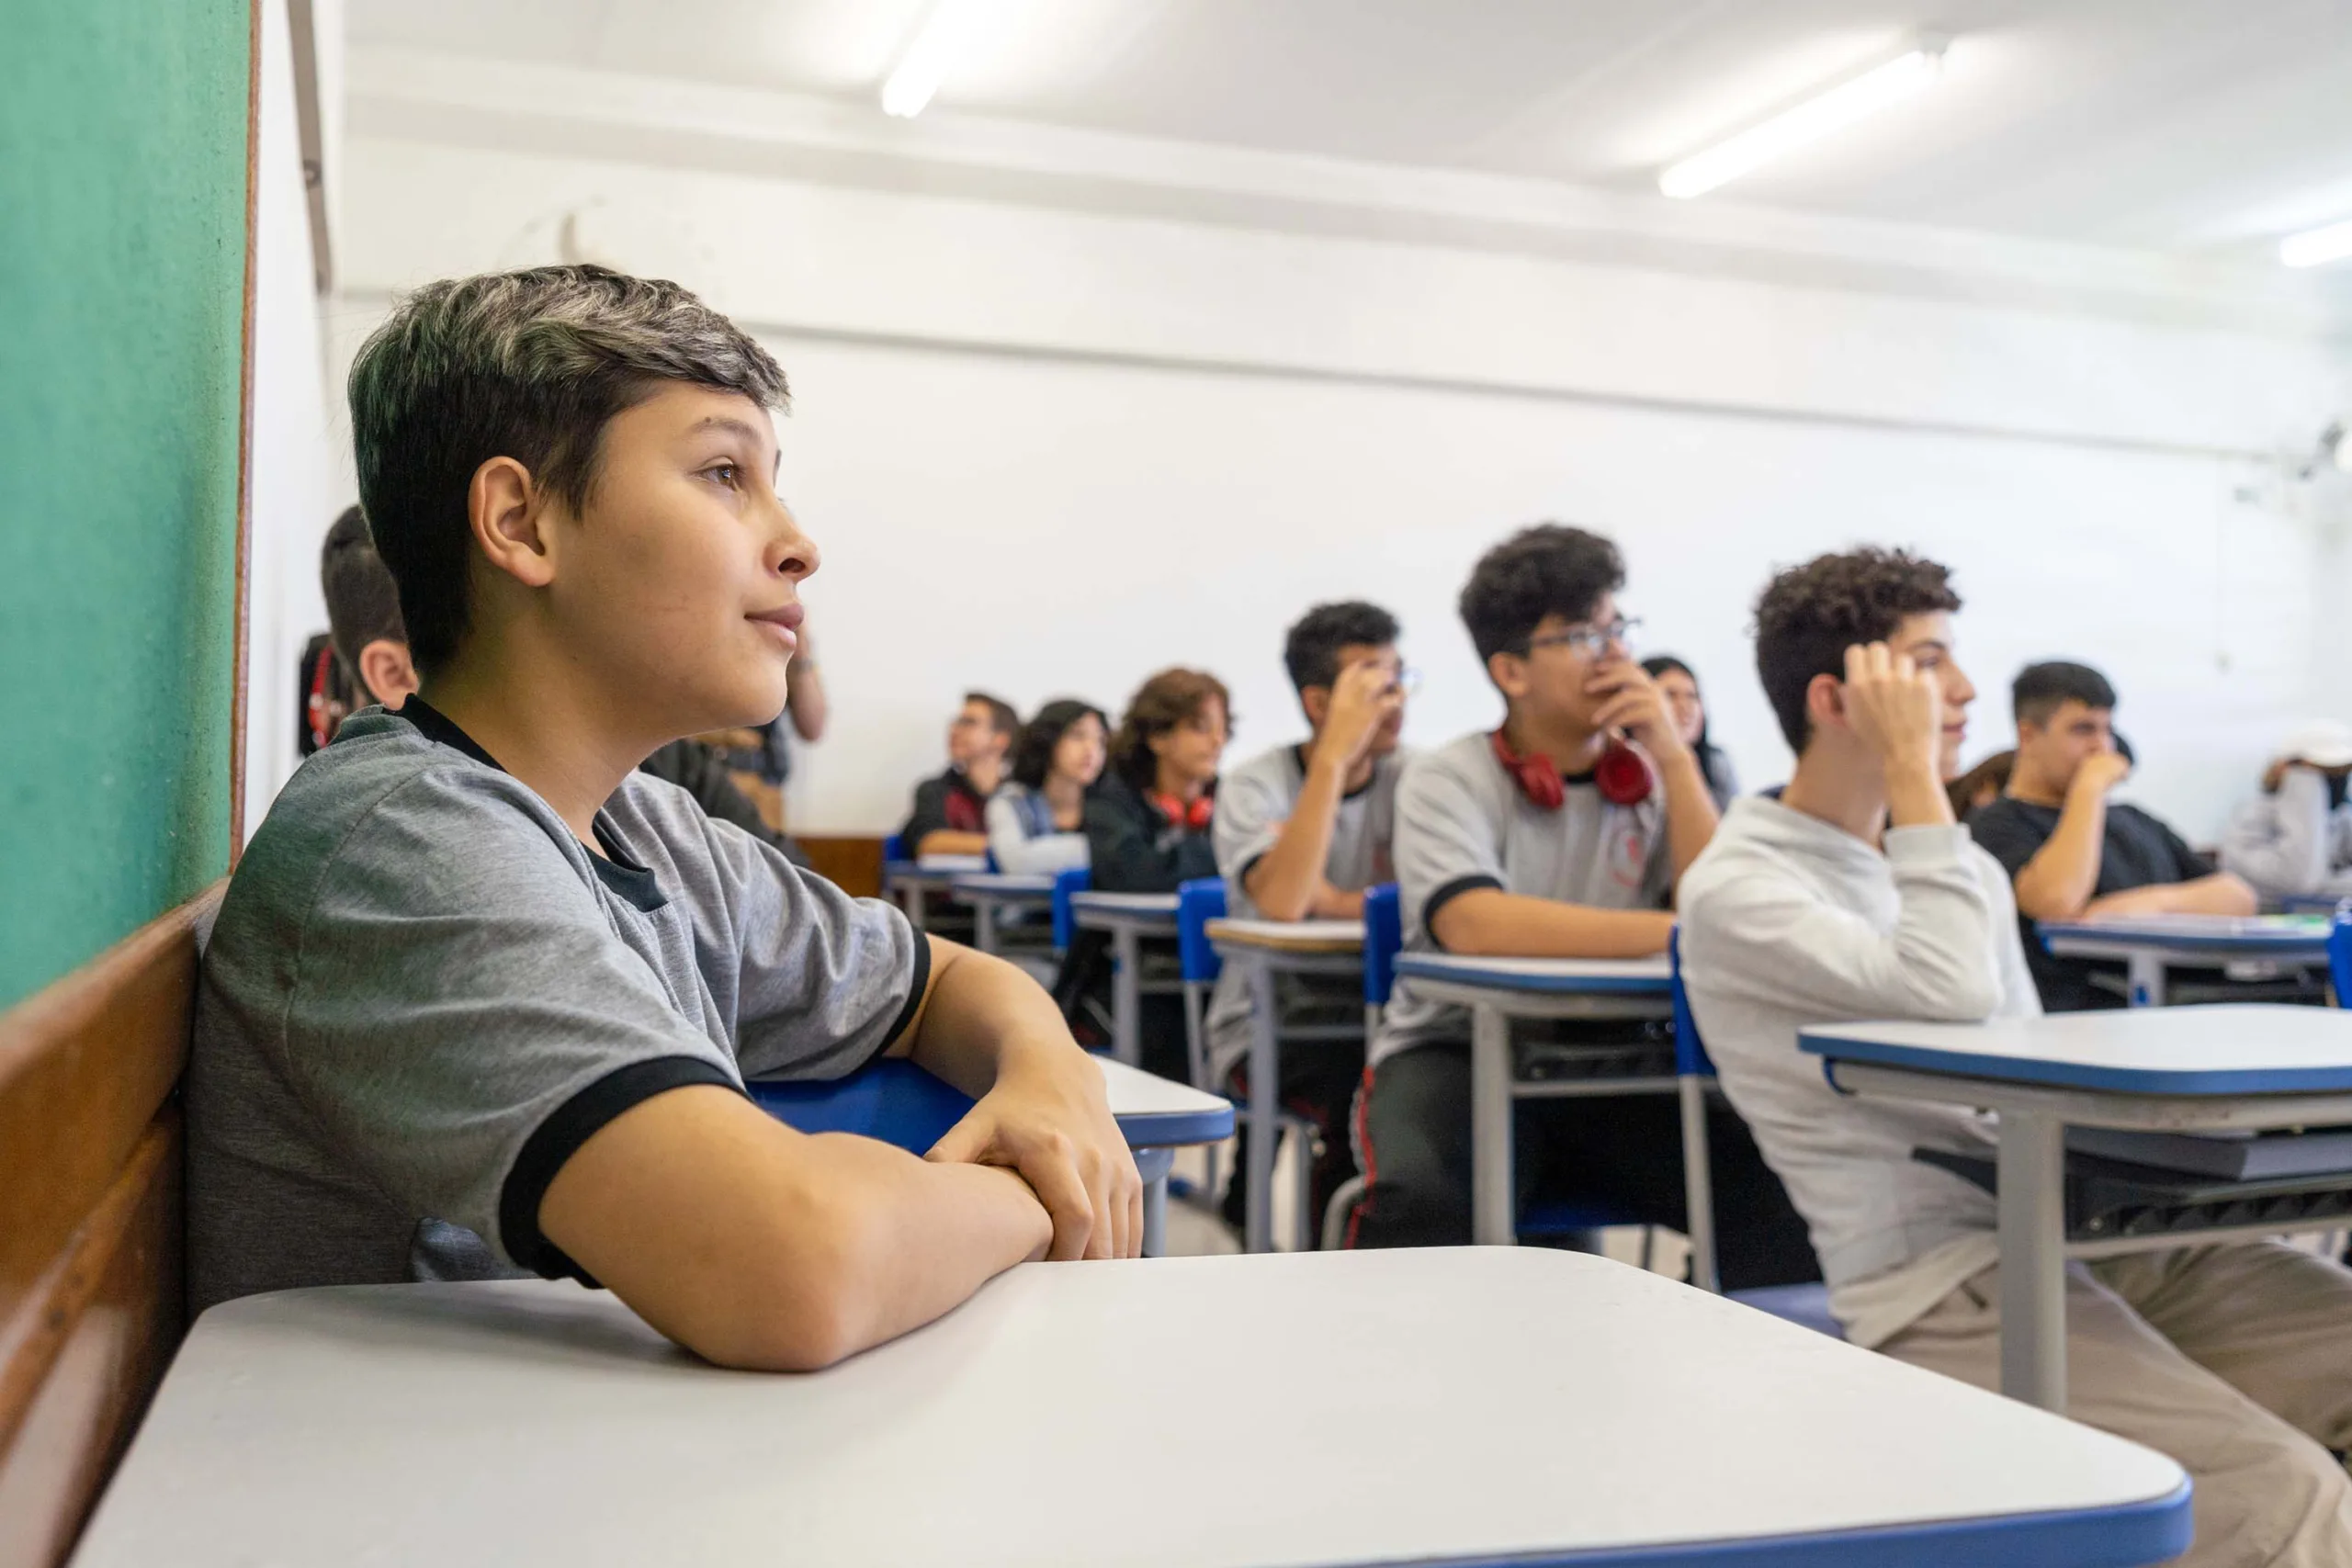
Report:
880,0,1000,119
1659,42,1949,200
2280,219,2352,269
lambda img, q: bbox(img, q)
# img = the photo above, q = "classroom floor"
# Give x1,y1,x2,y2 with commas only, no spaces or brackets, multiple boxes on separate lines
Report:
1160,1141,1690,1276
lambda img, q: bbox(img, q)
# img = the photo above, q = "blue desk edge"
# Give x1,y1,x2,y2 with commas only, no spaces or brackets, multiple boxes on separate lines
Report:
1393,957,1669,995
1800,1030,2352,1096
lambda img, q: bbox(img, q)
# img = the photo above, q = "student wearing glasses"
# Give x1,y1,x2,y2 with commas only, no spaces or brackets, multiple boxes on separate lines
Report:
1346,525,1814,1285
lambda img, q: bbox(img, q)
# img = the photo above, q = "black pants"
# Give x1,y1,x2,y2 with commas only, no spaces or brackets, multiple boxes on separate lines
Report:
1220,1032,1366,1237
1349,1040,1820,1290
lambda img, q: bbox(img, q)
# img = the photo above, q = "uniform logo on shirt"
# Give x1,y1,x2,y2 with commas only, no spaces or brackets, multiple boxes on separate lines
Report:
1610,825,1647,890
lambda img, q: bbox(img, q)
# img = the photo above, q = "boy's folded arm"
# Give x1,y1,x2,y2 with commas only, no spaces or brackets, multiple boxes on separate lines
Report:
537,1083,1051,1372
1429,886,1674,960
889,936,1143,1262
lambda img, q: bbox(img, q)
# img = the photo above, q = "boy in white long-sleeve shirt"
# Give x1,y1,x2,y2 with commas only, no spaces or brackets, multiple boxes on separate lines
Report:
1679,547,2352,1568
2221,720,2352,903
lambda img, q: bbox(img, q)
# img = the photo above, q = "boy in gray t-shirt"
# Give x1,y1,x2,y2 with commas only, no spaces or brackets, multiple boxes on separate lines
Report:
1206,602,1407,1228
191,266,1139,1371
1348,526,1815,1287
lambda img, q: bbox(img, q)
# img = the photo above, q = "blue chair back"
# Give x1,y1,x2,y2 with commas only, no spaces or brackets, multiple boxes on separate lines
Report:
1363,882,1402,1007
749,1060,972,1153
1052,866,1091,951
2328,917,2352,1008
882,832,910,864
1177,878,1227,983
1669,926,1713,1077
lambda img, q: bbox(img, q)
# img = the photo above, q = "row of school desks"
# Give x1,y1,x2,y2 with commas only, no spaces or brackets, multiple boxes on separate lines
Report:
76,904,2352,1564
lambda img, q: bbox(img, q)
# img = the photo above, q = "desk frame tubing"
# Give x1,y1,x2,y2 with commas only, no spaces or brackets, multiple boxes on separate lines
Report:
1679,1076,1718,1293
973,898,999,955
1472,1003,1515,1247
1113,925,1142,1069
1997,1109,2067,1409
1244,956,1280,1254
2129,952,2164,1009
1134,1145,1174,1258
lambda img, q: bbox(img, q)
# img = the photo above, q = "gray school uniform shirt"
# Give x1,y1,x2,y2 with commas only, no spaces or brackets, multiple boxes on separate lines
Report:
1204,744,1403,1078
187,700,926,1316
1370,731,1675,1067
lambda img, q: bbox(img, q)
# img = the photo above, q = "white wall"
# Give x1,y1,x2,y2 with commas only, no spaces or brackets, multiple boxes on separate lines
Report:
243,0,340,837
318,127,2352,839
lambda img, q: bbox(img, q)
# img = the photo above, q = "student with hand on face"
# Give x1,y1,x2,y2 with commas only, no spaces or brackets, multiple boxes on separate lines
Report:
1641,654,1740,812
1682,550,2352,1568
986,699,1107,875
899,693,1018,859
2220,720,2352,904
195,266,1140,1375
1969,661,2256,1010
1206,601,1408,1230
1348,525,1814,1285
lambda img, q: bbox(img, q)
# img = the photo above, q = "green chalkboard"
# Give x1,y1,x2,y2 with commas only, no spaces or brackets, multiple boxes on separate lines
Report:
0,1,250,1009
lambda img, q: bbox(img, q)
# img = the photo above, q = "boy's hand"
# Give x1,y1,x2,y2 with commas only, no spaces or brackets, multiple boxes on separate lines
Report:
1320,660,1403,770
1586,662,1688,763
2072,750,2132,799
927,1048,1142,1260
1840,642,1942,774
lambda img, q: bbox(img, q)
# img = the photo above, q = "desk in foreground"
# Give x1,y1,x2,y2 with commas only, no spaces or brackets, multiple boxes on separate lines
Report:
74,1250,2187,1568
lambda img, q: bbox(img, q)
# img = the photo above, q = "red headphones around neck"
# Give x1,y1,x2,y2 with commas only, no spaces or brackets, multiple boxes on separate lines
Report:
1152,791,1215,831
1489,728,1655,811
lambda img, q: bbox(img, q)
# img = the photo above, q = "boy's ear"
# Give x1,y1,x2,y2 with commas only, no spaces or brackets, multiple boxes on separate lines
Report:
1805,671,1847,735
1485,651,1531,704
1300,685,1332,729
356,637,420,708
468,456,559,590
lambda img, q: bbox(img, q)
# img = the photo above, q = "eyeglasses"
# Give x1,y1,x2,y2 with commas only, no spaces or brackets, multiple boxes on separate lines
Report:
1521,617,1641,659
1393,666,1424,696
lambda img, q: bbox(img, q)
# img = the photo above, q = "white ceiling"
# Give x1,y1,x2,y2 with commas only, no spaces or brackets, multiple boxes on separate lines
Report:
348,0,2352,258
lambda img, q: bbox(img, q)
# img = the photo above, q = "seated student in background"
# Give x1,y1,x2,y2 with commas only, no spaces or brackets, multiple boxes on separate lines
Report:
899,693,1017,859
319,505,813,867
1349,524,1814,1286
1056,668,1227,1079
1682,550,2352,1568
1641,654,1740,811
987,699,1107,874
1968,660,2256,1010
2220,720,2352,903
1207,601,1408,1228
197,265,1140,1374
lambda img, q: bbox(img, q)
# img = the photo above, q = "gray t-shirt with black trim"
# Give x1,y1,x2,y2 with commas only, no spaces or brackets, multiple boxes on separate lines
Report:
1204,743,1403,1077
1371,729,1673,1066
187,701,925,1316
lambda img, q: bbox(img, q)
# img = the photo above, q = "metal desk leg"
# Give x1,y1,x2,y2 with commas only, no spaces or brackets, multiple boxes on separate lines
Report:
1134,1145,1173,1258
1113,924,1142,1067
905,885,929,933
2127,953,2165,1008
1471,1002,1515,1247
1679,1075,1718,1292
974,897,998,956
1244,955,1280,1254
1998,1109,2068,1411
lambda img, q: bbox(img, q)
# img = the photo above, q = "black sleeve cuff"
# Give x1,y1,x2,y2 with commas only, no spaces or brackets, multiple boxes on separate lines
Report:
876,926,934,1059
1423,874,1504,949
500,1055,743,1285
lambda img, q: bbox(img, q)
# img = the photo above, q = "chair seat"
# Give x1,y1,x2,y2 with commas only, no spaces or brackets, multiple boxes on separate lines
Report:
1729,1282,1844,1339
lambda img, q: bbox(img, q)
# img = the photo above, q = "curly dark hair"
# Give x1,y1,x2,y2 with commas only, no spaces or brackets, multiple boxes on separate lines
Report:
1458,525,1625,667
1012,698,1107,790
1754,548,1962,753
1282,601,1400,694
1109,668,1230,788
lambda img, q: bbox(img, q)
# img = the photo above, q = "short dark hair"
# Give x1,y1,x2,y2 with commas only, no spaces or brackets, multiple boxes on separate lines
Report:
348,265,788,673
1458,525,1625,665
1012,699,1107,790
1111,668,1231,788
1753,548,1962,753
965,691,1020,741
2013,661,2116,726
319,504,407,674
1282,601,1400,693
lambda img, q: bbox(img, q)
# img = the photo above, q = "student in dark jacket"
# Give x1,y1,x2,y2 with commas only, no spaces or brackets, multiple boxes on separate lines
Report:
1057,669,1229,1080
1086,668,1229,893
899,692,1018,859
